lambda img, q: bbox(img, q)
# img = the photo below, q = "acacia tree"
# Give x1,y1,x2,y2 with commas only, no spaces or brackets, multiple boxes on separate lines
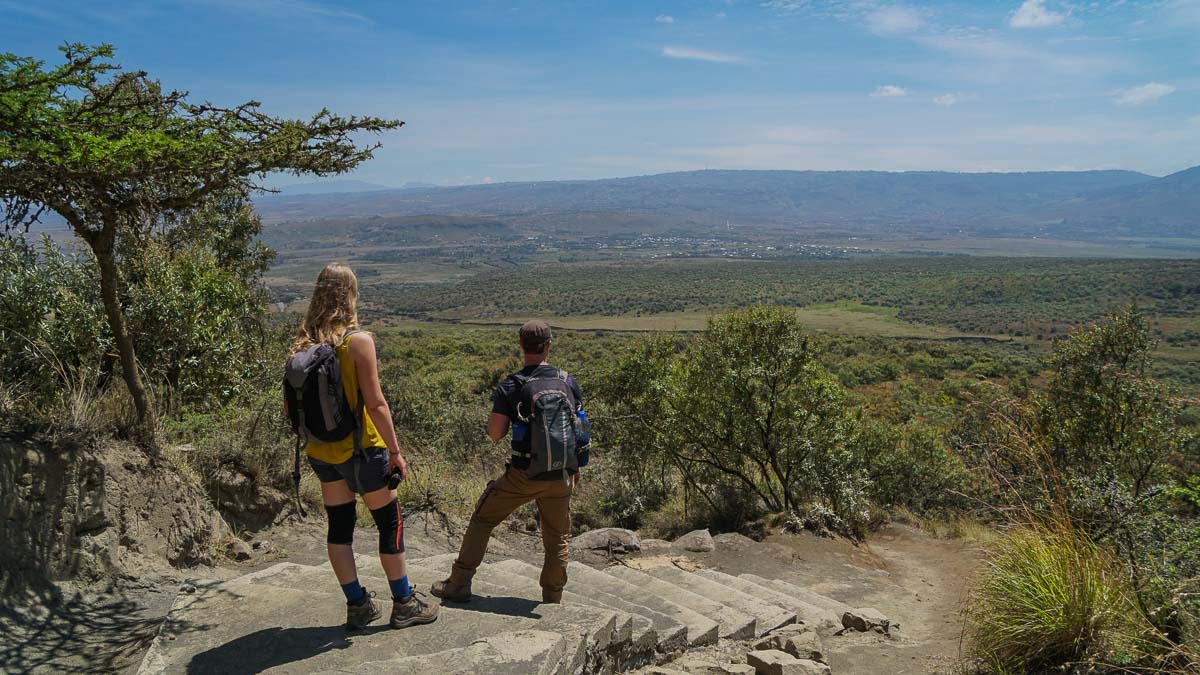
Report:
0,44,402,435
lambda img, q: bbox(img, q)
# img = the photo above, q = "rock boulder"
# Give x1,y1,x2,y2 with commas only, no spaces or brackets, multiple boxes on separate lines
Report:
570,528,641,552
673,529,716,553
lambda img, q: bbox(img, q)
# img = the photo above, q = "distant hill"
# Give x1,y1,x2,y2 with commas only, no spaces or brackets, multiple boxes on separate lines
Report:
1049,166,1200,237
254,168,1196,246
275,180,394,195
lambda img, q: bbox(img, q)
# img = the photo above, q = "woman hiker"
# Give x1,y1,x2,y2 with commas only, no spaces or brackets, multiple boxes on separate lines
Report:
288,263,439,630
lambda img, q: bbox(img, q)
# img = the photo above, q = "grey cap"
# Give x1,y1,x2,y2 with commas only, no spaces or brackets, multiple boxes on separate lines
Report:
519,320,553,350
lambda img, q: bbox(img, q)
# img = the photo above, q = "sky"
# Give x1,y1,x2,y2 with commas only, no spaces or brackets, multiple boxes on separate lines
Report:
1,0,1198,186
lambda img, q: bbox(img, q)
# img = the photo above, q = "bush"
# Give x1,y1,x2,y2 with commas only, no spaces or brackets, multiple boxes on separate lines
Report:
859,422,969,514
966,525,1152,673
599,305,872,536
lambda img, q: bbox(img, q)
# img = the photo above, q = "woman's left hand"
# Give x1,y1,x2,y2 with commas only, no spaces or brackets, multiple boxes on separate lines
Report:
390,452,408,480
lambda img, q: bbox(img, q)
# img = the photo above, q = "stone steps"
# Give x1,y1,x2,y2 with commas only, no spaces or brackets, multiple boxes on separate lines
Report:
695,569,839,630
352,629,568,674
643,565,797,636
738,574,853,626
488,559,660,654
568,561,720,648
606,565,757,640
139,542,863,673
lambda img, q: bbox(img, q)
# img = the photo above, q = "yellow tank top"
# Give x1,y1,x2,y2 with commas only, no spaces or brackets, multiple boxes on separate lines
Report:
304,332,386,465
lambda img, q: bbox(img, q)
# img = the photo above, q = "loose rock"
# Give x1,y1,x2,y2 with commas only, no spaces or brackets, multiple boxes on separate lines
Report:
754,626,824,664
840,607,894,634
673,529,716,553
570,527,641,552
783,631,825,664
640,538,672,553
225,538,252,561
713,532,758,550
746,649,825,675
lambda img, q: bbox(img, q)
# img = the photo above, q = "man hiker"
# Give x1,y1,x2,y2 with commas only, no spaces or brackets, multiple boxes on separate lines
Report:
432,320,591,604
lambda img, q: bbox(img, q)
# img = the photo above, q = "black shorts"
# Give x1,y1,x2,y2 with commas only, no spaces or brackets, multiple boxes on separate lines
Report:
309,447,391,495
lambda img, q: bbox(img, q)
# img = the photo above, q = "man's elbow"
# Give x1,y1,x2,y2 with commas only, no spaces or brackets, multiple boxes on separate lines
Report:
487,429,505,443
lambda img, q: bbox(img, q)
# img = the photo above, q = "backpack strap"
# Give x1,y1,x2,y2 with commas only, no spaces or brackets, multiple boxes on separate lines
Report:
340,329,368,458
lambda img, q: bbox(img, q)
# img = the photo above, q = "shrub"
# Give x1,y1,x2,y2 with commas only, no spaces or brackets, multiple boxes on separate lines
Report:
859,421,969,514
599,306,872,536
966,525,1152,673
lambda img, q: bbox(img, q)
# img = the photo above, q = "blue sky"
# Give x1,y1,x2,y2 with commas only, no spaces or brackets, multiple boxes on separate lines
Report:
2,0,1197,185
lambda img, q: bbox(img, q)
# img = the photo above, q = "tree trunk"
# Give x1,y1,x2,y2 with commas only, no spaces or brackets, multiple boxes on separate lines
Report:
92,228,156,440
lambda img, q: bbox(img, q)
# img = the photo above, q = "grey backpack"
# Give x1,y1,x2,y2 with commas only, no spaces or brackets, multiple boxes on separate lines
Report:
514,369,580,482
282,330,363,514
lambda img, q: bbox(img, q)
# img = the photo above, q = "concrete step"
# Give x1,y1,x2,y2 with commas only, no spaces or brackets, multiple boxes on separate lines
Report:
605,566,757,640
569,562,719,648
484,560,654,651
470,562,636,648
495,559,691,654
352,629,569,675
644,566,797,636
493,559,692,653
695,569,837,630
138,577,619,674
739,574,852,627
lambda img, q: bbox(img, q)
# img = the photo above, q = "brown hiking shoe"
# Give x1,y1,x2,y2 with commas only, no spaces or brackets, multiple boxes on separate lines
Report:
346,590,383,630
390,590,439,629
430,578,472,602
542,589,563,604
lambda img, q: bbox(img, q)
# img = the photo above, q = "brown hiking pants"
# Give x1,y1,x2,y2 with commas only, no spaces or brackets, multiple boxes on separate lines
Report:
449,467,573,600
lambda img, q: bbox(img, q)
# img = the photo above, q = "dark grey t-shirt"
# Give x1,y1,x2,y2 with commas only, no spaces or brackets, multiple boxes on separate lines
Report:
492,364,588,478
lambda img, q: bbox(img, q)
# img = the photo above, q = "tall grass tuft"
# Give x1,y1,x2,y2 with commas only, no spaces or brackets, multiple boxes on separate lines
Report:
965,524,1153,673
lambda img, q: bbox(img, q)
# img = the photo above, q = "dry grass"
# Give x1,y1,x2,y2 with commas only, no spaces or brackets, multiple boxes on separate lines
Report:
965,524,1156,673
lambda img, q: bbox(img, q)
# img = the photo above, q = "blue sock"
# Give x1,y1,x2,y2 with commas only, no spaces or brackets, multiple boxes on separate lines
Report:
389,575,411,600
341,579,365,604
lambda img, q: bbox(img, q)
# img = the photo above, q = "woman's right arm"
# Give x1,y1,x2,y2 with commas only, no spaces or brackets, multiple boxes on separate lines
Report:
349,332,408,478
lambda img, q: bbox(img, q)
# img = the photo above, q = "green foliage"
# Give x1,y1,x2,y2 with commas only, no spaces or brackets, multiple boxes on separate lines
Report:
0,236,107,415
601,305,871,535
1,43,402,428
966,526,1152,673
121,192,275,406
858,421,969,514
956,307,1199,663
0,44,402,234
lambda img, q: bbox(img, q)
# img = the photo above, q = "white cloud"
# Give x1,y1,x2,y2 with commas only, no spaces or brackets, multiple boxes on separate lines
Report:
196,0,369,23
1010,0,1066,28
760,0,809,13
866,6,923,35
933,93,960,106
1114,82,1176,105
655,14,676,24
871,85,909,97
661,46,750,64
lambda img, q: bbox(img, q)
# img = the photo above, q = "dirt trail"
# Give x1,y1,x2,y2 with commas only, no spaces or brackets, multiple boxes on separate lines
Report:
664,523,981,674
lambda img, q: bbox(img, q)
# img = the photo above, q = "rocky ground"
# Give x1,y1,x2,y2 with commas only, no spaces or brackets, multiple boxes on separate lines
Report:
1,505,979,674
0,429,974,672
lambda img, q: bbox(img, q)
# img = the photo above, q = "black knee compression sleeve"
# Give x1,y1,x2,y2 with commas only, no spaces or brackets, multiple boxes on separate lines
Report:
369,499,405,555
325,501,357,545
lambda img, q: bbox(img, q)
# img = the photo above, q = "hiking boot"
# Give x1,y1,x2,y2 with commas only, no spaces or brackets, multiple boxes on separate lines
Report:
346,590,382,630
390,590,439,629
542,589,563,604
430,578,472,602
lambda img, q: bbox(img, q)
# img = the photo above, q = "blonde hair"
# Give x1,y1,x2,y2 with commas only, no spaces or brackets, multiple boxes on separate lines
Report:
290,263,360,354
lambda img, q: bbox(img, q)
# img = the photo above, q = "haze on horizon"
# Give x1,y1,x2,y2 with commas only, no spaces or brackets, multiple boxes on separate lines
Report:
2,0,1197,187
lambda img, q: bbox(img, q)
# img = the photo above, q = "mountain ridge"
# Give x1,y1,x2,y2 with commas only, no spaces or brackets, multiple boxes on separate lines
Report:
254,167,1196,244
